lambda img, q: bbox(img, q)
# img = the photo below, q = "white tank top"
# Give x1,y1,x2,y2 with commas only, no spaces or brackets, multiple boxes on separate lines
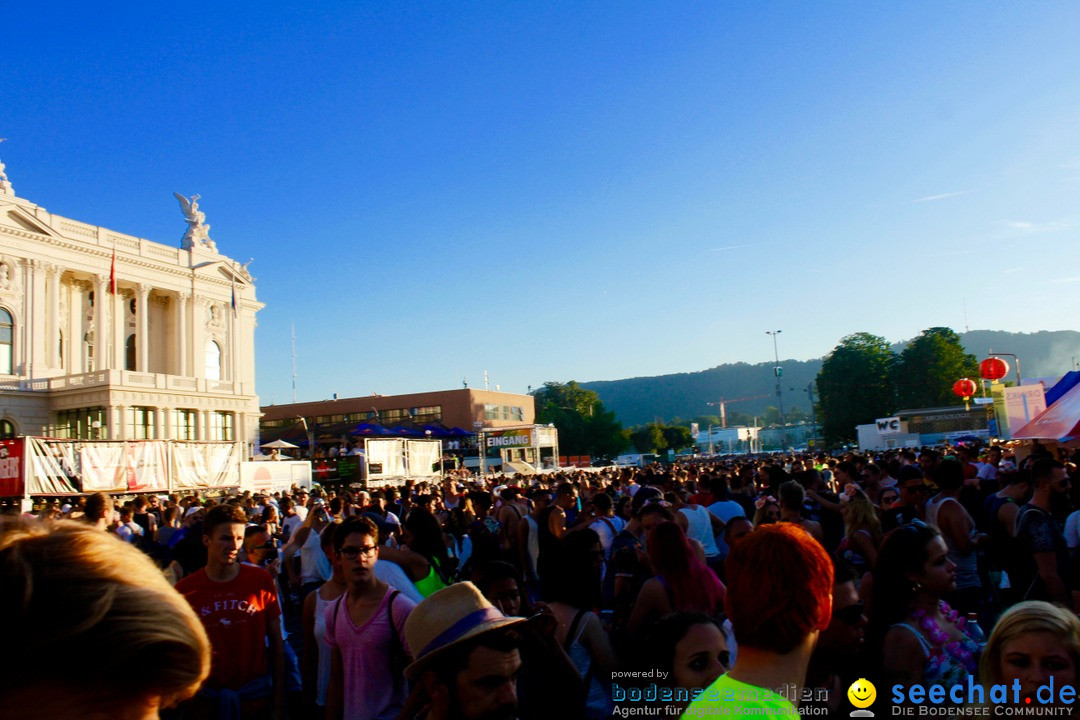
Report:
300,529,330,584
313,589,336,706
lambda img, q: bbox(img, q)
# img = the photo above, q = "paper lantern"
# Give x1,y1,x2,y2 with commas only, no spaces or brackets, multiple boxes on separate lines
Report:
953,378,977,399
979,357,1009,381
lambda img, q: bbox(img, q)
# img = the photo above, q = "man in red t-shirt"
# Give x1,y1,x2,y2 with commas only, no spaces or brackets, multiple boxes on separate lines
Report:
176,503,286,720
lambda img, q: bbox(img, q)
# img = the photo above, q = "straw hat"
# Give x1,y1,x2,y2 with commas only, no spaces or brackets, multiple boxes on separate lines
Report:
403,582,524,679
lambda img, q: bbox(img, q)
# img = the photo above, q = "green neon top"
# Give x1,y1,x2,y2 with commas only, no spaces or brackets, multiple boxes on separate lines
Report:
414,556,448,598
681,674,800,720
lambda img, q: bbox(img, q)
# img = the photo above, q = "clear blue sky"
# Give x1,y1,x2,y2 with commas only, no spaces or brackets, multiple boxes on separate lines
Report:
5,3,1080,404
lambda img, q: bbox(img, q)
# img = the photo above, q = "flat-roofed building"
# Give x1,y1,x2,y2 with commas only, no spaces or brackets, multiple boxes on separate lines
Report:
260,388,535,438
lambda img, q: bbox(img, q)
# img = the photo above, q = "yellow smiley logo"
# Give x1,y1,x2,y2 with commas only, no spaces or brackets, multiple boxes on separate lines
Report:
847,678,876,709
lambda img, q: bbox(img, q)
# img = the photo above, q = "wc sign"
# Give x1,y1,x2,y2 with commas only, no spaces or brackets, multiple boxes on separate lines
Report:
875,417,903,435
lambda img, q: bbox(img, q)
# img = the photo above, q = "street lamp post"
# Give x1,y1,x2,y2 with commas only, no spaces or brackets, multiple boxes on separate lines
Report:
766,330,785,449
792,382,818,446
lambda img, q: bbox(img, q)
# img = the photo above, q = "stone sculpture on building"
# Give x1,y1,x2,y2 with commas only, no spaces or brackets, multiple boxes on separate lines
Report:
173,192,217,252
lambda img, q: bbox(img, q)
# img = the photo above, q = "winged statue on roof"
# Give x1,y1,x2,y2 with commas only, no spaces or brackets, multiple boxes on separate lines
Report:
173,192,217,252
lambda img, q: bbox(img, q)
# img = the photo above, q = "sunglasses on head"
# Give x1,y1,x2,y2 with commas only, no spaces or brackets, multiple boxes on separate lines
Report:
833,601,865,625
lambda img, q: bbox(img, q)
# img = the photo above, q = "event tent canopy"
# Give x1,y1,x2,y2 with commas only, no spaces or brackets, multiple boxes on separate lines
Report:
1012,381,1080,441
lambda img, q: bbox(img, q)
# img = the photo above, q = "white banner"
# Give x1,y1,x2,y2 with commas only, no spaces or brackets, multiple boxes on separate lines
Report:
1004,385,1047,436
405,440,442,477
24,438,81,495
365,439,406,481
240,461,313,494
171,442,240,489
20,439,238,494
77,442,170,493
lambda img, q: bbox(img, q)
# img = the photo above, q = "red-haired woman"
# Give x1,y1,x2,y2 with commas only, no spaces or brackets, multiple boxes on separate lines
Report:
627,521,726,636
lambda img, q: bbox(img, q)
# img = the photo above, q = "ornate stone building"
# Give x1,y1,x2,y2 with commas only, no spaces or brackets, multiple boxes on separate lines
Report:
0,158,261,454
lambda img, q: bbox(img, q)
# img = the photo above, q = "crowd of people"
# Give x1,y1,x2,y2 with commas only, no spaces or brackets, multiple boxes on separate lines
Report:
3,443,1080,719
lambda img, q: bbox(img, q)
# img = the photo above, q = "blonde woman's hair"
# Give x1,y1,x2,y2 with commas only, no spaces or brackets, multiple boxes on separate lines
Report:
843,487,882,544
980,601,1080,686
0,517,210,707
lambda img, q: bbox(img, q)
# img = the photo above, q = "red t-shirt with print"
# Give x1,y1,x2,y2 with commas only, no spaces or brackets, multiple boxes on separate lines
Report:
176,563,280,690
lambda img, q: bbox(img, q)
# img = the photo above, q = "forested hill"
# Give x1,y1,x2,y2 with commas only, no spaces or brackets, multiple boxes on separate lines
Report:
580,330,1080,427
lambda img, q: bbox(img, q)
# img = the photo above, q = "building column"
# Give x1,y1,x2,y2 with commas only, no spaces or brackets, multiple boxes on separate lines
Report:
69,281,84,373
111,405,125,440
28,260,47,374
177,293,190,376
112,291,125,371
48,265,61,369
136,284,150,372
162,407,172,441
155,406,166,440
94,275,109,371
192,300,207,379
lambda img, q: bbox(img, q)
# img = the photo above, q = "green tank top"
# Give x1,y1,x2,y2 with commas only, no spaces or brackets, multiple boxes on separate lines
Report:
414,556,448,598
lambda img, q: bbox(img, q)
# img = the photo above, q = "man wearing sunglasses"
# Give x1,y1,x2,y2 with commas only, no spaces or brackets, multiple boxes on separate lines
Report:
806,562,868,715
326,516,417,720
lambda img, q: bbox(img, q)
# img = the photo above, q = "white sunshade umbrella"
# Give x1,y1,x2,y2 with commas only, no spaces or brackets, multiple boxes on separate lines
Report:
260,439,299,449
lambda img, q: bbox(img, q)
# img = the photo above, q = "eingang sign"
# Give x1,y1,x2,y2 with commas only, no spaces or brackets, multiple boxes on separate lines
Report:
485,429,534,448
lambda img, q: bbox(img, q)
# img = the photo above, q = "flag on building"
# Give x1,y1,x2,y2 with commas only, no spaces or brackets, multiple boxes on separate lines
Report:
109,247,117,294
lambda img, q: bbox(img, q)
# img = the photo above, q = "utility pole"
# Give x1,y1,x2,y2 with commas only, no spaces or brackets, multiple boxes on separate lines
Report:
766,330,785,448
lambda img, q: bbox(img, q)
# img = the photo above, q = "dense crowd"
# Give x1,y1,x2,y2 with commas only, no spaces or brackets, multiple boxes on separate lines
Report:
3,443,1080,719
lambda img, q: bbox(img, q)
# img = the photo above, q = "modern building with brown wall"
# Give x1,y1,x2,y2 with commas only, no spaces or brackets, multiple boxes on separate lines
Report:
260,388,535,438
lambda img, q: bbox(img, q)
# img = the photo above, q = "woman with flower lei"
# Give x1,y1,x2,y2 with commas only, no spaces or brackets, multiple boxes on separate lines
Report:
868,520,985,696
752,495,780,526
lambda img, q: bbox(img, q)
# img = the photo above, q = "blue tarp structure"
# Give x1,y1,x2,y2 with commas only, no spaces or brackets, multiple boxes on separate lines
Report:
1045,371,1080,407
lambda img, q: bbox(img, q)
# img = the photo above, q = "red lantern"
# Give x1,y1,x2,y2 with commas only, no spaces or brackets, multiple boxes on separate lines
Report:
979,357,1009,381
953,377,977,411
953,378,977,398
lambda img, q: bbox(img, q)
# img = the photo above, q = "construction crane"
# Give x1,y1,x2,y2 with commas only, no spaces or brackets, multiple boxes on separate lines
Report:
707,394,771,428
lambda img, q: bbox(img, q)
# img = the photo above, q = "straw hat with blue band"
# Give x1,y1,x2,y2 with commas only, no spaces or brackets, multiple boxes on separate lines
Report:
403,582,525,680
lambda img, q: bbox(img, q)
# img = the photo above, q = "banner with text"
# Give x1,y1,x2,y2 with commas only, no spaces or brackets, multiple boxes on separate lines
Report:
485,429,534,449
0,438,24,497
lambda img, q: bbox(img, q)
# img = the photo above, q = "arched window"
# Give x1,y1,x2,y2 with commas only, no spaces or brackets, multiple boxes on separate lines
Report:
0,308,13,375
0,419,15,439
205,340,221,381
125,334,136,371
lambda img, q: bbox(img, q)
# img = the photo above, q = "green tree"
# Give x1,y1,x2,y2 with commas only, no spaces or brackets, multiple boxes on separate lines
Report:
629,423,667,454
532,381,629,458
894,327,979,409
661,425,695,453
816,332,897,445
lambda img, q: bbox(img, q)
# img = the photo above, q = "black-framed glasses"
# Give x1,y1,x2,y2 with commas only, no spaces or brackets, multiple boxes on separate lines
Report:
833,602,865,625
340,545,378,559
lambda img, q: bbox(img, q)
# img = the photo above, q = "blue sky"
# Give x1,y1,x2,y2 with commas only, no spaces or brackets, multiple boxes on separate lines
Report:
4,3,1080,404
